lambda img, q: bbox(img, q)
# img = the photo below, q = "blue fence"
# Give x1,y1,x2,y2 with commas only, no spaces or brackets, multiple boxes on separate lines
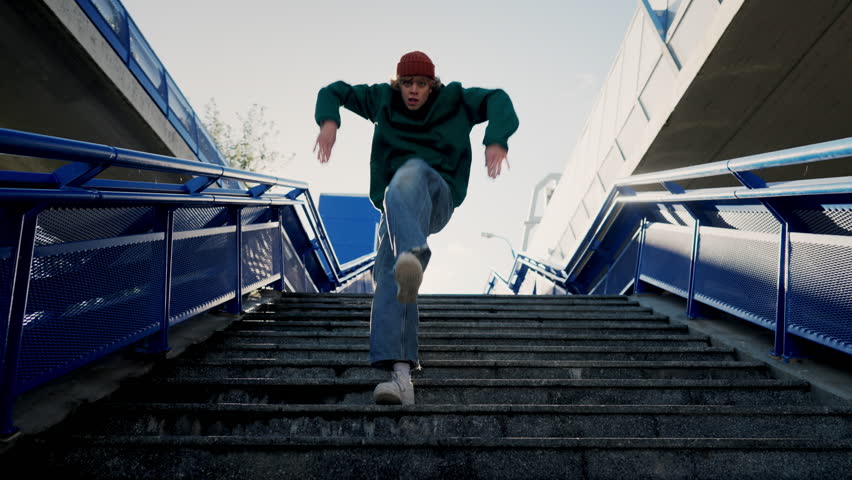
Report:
492,136,852,361
0,128,375,438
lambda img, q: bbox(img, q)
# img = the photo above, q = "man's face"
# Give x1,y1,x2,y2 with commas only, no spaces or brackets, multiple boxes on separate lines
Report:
399,76,433,111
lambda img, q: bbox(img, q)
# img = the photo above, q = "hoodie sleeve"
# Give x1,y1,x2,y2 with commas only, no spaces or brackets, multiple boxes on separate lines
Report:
461,87,520,150
315,81,382,127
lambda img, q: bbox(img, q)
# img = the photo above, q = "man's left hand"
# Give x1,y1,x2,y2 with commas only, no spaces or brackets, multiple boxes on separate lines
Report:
485,144,510,179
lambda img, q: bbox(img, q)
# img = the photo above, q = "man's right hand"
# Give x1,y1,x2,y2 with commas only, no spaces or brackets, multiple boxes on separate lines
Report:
314,121,338,163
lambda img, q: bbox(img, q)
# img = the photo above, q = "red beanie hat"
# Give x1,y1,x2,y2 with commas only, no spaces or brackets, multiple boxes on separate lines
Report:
397,51,435,79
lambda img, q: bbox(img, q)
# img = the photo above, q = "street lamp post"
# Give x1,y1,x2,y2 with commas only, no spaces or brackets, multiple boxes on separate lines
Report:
481,231,517,259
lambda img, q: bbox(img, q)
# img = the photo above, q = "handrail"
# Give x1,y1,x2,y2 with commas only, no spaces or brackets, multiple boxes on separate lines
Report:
617,136,852,187
505,135,852,365
0,129,307,192
0,127,367,289
0,128,376,439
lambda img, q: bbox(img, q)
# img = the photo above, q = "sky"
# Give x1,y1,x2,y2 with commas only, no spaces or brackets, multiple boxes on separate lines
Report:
121,0,639,294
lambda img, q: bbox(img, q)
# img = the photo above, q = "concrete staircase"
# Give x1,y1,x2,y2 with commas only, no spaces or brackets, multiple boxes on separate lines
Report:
4,293,851,479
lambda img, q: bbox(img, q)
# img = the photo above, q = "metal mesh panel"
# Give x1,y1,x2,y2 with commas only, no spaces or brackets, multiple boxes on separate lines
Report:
242,225,279,290
702,208,780,234
606,238,638,294
35,207,154,245
18,240,164,391
0,254,13,334
787,233,852,353
670,205,694,227
639,223,691,296
792,208,852,237
170,232,236,321
173,207,229,232
647,204,689,226
694,227,778,328
281,229,317,293
241,207,271,225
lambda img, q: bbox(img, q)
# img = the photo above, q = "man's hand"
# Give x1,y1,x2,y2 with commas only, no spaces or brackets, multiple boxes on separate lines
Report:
314,121,338,163
485,144,510,179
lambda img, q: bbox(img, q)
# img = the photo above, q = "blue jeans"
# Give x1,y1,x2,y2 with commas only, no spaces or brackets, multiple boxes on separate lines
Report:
369,158,454,369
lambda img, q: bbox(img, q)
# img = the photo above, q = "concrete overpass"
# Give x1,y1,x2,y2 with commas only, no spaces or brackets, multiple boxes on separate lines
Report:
0,0,218,183
529,0,852,267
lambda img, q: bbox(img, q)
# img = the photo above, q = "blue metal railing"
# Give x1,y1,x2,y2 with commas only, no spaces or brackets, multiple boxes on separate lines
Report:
0,128,375,438
75,0,232,175
494,136,852,362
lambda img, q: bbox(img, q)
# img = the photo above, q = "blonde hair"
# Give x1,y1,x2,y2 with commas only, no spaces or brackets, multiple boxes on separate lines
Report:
390,75,443,91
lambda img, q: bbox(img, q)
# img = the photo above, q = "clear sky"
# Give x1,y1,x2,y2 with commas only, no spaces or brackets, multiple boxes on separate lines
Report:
121,0,639,294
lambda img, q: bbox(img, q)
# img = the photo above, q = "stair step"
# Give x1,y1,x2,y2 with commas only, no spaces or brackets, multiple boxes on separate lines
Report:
231,320,681,335
22,435,852,479
211,331,709,347
193,343,740,361
250,310,665,321
273,293,631,304
61,403,852,439
111,378,813,406
160,359,770,380
259,303,647,313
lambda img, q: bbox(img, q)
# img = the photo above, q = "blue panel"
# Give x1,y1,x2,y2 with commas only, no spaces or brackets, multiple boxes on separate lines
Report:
19,238,164,392
639,222,691,296
165,75,198,153
174,207,229,232
35,207,155,245
787,233,852,354
318,194,380,265
78,0,129,62
170,231,236,322
242,225,278,290
242,206,272,226
607,238,639,295
693,226,778,328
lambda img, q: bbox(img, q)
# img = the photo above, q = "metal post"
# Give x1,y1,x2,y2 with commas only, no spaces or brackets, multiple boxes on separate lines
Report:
155,208,174,353
226,207,243,314
771,220,793,359
686,219,702,319
274,207,287,292
1,207,40,439
632,218,649,294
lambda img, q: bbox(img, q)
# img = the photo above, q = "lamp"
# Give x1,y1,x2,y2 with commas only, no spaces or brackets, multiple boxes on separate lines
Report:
481,231,517,258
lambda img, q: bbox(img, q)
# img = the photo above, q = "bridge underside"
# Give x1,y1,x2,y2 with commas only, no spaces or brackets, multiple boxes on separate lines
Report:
638,0,852,187
0,1,185,180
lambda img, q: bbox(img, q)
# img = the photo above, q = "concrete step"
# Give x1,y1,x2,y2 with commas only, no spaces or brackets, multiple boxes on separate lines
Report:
258,302,648,313
249,310,666,321
109,378,813,406
57,403,852,439
210,331,710,347
272,293,631,305
158,359,770,380
18,435,852,479
231,319,681,335
191,343,740,361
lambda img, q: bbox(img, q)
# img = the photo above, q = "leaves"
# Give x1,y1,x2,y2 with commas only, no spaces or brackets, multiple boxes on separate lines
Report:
202,99,294,173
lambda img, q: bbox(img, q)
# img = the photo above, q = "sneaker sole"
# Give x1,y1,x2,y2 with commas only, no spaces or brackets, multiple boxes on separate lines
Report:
395,253,423,304
373,390,403,405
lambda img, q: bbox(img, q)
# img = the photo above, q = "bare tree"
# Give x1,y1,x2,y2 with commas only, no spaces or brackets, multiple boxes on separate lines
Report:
202,99,294,173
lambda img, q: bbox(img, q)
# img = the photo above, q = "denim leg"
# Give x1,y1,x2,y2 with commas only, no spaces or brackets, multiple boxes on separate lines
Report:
369,158,454,369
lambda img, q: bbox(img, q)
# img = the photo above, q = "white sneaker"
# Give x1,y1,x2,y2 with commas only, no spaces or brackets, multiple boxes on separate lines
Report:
394,252,423,304
373,372,415,405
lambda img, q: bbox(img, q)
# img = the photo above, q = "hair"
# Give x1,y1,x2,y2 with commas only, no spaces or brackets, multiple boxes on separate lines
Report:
389,75,443,91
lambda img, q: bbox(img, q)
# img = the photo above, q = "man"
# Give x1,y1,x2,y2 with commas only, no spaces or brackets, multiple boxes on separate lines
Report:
314,51,519,405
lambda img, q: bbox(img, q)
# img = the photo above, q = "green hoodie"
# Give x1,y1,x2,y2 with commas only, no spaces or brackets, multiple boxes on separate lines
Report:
315,81,519,211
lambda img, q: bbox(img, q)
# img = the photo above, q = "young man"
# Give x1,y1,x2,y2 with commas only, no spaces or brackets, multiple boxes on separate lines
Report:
314,51,519,405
